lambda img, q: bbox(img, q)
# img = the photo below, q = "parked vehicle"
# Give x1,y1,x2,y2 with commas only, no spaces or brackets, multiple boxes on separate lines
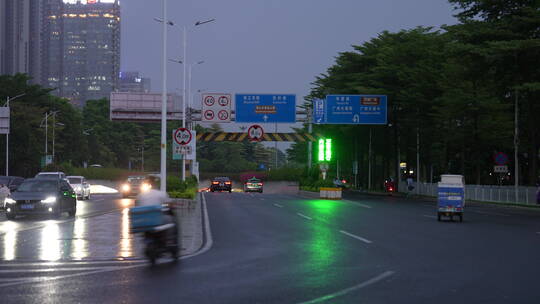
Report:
4,178,77,220
244,177,263,193
67,176,91,200
210,177,232,192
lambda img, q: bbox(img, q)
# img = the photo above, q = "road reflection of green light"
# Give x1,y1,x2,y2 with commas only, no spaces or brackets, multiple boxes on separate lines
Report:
304,224,339,287
301,200,343,287
307,199,338,216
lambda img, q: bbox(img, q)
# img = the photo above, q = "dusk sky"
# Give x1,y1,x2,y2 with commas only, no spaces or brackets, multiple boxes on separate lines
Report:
120,0,458,137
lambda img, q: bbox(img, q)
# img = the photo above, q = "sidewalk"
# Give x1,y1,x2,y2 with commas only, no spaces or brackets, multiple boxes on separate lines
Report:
172,194,204,256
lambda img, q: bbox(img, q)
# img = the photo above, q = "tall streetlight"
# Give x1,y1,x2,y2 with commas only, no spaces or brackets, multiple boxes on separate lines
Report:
40,110,59,165
169,18,214,181
153,0,171,192
4,93,26,176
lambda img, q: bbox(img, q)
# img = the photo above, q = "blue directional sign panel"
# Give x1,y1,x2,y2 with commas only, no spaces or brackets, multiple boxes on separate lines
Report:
235,94,296,123
313,95,388,125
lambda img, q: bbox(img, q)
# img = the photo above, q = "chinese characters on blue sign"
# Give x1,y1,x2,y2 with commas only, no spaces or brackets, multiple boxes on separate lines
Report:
235,94,296,123
313,95,388,125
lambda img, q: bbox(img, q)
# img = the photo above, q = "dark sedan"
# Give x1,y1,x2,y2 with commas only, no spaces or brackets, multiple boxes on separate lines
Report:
4,178,77,220
210,177,232,192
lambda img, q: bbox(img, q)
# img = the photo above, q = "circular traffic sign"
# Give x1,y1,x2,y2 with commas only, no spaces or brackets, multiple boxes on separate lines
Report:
174,128,192,145
218,96,229,106
204,96,215,106
248,124,264,142
204,110,215,120
218,110,229,120
494,152,509,165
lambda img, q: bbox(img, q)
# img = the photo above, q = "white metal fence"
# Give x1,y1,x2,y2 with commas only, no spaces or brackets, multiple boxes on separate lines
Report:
399,182,539,205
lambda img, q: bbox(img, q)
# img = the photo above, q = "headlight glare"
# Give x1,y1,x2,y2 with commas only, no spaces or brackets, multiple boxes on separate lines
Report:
122,184,130,192
41,196,57,204
141,183,151,192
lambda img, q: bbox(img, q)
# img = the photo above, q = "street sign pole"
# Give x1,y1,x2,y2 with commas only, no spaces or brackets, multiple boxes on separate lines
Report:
160,0,168,192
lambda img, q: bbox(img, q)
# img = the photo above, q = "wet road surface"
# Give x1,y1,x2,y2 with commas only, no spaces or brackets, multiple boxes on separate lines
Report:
1,191,540,303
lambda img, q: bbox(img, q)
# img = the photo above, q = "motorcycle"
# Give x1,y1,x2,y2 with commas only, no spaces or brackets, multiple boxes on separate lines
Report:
384,180,396,195
143,221,179,265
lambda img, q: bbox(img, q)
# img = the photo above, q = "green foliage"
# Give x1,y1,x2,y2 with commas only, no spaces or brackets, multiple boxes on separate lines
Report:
267,167,304,181
305,1,540,185
168,187,197,200
71,167,131,180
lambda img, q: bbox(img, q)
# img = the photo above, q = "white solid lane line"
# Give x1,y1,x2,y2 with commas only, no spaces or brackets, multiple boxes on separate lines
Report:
297,213,312,220
297,271,395,304
273,203,284,208
339,230,372,244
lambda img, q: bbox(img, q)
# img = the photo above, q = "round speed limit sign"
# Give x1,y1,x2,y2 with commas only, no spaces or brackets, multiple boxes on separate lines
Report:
174,128,192,145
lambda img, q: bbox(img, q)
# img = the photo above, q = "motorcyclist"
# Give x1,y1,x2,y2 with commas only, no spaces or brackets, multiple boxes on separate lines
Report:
384,177,395,192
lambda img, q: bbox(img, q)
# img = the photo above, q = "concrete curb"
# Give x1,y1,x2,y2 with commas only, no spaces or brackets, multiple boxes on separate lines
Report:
173,195,204,256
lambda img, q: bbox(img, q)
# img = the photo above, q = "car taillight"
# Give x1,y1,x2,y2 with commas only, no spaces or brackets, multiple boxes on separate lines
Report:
389,187,393,191
258,183,263,186
225,181,231,185
212,181,219,185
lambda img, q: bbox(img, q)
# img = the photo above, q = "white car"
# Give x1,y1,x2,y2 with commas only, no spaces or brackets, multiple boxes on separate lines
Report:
67,176,91,200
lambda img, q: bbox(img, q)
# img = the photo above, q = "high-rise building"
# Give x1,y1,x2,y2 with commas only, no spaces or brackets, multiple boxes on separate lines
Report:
119,71,151,93
43,0,121,106
0,0,43,83
1,0,120,106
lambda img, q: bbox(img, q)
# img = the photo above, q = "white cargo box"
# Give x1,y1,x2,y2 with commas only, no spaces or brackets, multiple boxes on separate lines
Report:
440,174,464,186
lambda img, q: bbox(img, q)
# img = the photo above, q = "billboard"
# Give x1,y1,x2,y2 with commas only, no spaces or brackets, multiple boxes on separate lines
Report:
110,92,183,122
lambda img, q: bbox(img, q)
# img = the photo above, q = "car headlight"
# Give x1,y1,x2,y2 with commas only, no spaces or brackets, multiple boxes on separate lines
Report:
121,184,130,192
141,183,151,192
41,196,57,204
4,197,16,205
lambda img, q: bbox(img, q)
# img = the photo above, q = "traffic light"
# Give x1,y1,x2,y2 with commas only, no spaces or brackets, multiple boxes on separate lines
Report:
318,139,325,162
318,138,332,162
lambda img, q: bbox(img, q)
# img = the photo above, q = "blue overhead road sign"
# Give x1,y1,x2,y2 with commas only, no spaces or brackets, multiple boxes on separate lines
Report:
235,94,296,123
314,95,388,125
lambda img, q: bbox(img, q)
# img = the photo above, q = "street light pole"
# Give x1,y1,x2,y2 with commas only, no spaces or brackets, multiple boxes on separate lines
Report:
182,26,187,182
514,89,519,202
4,93,25,176
160,0,168,192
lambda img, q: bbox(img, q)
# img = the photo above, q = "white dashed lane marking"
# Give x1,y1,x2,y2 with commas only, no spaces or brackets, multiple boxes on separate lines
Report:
297,213,312,220
339,230,372,244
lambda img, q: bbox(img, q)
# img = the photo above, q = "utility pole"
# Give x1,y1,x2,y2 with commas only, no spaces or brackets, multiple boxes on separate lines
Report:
514,89,519,202
417,127,420,192
368,127,372,190
308,112,313,170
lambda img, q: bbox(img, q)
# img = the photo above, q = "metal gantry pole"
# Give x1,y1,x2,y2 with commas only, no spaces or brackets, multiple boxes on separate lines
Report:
160,0,168,192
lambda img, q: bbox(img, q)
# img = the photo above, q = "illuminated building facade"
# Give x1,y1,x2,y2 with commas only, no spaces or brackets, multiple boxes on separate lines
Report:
43,0,120,106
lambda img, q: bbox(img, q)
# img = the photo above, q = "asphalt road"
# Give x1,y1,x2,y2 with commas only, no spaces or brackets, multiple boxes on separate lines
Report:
1,190,540,303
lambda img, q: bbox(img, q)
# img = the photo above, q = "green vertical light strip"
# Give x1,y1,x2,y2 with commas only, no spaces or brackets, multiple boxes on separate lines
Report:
325,138,332,161
318,139,325,161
